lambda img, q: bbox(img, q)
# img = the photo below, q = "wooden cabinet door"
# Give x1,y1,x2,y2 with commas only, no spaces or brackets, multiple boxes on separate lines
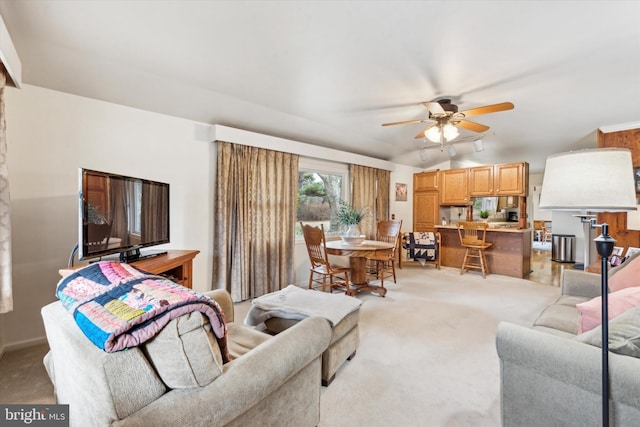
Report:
469,166,494,196
414,191,439,231
440,169,469,205
414,170,439,191
495,162,528,196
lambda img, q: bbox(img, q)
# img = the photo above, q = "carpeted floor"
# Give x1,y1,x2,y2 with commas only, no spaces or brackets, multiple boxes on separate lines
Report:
0,265,560,426
318,264,559,427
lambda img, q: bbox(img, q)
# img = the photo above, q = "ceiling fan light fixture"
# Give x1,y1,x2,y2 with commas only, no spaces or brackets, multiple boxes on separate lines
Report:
425,126,441,142
473,138,485,152
443,123,459,141
425,123,459,143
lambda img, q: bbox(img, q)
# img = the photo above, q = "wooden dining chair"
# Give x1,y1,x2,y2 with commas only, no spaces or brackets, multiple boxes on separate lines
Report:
366,220,402,288
533,220,545,242
300,222,351,293
543,221,553,243
457,221,492,278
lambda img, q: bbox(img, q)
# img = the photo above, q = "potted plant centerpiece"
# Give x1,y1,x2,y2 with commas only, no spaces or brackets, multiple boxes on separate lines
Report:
479,209,491,221
337,200,367,243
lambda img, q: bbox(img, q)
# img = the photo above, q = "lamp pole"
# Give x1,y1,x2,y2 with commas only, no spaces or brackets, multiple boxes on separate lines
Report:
594,223,615,427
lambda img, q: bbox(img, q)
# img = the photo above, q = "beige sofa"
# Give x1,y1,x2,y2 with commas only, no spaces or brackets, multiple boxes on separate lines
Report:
42,289,331,427
497,259,640,426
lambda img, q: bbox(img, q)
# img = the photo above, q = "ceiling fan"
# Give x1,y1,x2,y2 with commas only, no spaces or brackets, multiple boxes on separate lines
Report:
382,98,514,141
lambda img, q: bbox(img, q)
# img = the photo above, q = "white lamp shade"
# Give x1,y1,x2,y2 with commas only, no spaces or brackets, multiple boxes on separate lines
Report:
539,148,637,212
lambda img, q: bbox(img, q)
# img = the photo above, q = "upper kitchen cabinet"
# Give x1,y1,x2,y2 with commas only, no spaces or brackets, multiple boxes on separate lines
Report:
469,166,494,196
469,162,528,197
495,162,528,196
414,170,439,192
440,168,470,205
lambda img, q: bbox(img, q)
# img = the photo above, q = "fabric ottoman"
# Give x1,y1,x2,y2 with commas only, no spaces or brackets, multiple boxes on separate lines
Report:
245,285,362,386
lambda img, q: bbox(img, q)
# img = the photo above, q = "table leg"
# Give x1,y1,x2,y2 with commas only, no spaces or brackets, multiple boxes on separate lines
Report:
347,256,387,297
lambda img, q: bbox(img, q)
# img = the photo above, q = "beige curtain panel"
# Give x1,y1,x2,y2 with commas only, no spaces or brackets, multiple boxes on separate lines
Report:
0,70,13,313
350,164,391,240
213,141,298,302
376,168,391,224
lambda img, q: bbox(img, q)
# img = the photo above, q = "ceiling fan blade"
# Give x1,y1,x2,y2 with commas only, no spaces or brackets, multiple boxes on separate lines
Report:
382,118,429,127
457,120,490,133
422,102,446,115
458,102,514,118
414,124,437,139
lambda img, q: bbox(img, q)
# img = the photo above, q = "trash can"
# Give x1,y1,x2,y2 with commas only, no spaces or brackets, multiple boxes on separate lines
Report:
552,234,575,263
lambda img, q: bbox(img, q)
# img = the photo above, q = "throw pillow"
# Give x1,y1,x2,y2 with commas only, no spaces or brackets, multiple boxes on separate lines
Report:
609,250,640,292
143,312,223,389
575,304,640,358
576,286,640,333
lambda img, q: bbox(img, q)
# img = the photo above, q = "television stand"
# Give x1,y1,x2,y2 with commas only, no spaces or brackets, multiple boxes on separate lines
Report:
59,250,200,289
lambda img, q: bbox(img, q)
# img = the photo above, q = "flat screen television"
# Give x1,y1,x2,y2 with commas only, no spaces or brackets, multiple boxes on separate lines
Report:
78,168,170,262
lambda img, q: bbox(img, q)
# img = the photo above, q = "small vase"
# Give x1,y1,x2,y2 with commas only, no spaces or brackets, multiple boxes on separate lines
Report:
345,224,361,236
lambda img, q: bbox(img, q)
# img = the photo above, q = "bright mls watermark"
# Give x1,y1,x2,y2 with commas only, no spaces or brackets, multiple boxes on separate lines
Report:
0,405,68,426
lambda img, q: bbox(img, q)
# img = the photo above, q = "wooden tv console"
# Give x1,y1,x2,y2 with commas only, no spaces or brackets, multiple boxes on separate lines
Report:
59,249,200,289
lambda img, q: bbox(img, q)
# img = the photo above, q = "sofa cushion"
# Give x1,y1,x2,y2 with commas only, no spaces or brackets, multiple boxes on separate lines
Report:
227,322,272,359
533,299,585,335
576,286,640,333
143,312,223,388
609,251,640,292
575,304,640,357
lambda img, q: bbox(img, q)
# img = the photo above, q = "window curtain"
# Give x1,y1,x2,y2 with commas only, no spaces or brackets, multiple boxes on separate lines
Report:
376,168,391,224
350,164,391,239
213,141,298,302
0,70,12,313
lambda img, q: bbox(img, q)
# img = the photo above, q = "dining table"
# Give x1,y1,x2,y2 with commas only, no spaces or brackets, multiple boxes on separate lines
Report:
324,239,395,297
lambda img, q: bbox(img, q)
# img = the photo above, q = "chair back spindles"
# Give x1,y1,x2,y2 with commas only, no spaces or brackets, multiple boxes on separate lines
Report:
366,220,402,287
457,221,492,279
300,222,351,293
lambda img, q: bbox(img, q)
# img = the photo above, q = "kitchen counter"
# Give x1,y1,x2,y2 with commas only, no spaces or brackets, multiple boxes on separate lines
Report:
435,225,531,279
435,224,525,232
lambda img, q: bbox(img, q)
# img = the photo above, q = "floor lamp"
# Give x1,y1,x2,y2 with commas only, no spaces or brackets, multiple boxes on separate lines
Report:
539,148,637,427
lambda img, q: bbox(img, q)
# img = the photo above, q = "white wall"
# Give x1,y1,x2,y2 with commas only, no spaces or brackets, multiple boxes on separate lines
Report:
2,84,213,350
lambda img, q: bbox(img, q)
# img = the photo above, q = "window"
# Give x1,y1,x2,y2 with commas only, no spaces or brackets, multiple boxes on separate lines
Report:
472,196,497,220
296,158,348,237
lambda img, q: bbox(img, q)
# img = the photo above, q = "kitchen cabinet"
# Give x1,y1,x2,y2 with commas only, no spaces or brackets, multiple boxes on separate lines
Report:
495,162,528,196
413,191,439,231
469,162,528,196
440,169,469,205
469,166,494,196
414,170,439,191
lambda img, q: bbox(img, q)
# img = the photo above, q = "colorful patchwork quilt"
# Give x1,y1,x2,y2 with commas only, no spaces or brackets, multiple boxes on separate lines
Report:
56,261,229,362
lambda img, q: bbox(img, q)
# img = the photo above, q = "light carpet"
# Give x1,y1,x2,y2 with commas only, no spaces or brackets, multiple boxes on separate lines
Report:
314,265,559,427
1,265,559,426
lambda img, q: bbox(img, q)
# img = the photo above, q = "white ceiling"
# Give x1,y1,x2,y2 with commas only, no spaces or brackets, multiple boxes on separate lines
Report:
1,0,639,172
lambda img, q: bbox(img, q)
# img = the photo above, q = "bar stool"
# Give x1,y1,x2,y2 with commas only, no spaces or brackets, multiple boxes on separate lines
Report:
457,221,492,278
